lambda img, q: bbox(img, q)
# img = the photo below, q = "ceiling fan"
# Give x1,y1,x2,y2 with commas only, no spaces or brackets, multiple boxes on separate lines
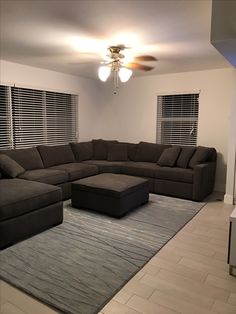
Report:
98,45,157,93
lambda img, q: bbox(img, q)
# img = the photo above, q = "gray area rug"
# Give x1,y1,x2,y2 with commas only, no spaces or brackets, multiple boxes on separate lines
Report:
0,194,205,314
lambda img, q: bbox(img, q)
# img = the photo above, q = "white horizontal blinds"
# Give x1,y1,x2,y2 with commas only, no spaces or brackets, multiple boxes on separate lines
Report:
11,87,46,148
9,87,78,148
45,91,78,145
157,93,199,146
0,85,13,149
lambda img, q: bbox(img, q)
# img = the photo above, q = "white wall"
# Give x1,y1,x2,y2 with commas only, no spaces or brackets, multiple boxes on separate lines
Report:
99,68,235,192
0,60,103,141
1,61,234,193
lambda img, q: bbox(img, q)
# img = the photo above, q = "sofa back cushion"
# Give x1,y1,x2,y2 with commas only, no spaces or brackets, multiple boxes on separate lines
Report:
176,146,196,168
107,143,128,161
157,146,181,167
92,139,117,160
0,147,44,170
0,154,25,178
135,142,169,162
38,144,75,168
70,142,93,161
188,146,216,168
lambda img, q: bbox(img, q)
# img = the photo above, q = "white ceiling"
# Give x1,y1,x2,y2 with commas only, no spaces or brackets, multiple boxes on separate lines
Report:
0,0,230,79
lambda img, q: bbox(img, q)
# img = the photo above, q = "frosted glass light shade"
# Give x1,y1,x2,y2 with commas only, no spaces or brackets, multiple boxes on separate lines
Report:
98,66,111,82
119,67,132,82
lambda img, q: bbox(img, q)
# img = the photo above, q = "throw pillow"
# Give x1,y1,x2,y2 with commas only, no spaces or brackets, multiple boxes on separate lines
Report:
0,154,25,178
92,139,117,160
135,142,169,162
70,142,93,161
188,146,212,168
107,143,128,161
176,147,196,168
157,146,181,167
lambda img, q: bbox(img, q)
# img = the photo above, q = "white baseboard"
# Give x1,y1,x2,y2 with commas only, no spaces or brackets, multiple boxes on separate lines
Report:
224,194,234,205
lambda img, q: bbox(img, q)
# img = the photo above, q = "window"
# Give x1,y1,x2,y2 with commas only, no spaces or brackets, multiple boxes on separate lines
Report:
156,93,199,146
0,85,12,149
0,85,78,149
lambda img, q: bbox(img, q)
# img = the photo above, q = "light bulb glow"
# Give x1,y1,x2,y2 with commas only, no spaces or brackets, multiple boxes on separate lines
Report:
98,66,111,82
118,67,132,82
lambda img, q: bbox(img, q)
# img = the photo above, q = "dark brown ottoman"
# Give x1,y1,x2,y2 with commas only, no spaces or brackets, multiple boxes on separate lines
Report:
71,173,149,217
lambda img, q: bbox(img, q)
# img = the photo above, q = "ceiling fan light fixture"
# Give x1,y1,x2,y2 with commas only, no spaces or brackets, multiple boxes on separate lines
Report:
119,67,133,82
98,66,111,82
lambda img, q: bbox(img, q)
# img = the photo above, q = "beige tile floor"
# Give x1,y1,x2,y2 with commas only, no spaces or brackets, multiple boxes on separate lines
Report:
1,194,236,314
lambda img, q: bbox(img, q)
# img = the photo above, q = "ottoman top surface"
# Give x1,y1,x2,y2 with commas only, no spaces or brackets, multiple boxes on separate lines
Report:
72,173,148,197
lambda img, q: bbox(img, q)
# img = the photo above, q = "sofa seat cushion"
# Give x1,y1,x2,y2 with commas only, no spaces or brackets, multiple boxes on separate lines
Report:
18,169,69,185
0,179,62,222
82,160,125,173
154,167,193,183
50,163,98,181
121,162,159,178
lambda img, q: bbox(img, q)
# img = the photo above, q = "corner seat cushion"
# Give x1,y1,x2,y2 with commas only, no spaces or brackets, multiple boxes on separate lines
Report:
121,162,159,178
50,163,99,181
18,169,69,185
82,160,125,173
154,167,193,183
0,179,62,222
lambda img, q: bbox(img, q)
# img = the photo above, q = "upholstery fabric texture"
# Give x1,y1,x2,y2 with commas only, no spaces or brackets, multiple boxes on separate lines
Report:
92,139,117,160
50,163,98,181
135,142,169,162
157,146,181,167
19,169,69,185
121,162,159,178
176,146,196,168
189,146,215,169
0,179,62,222
82,160,124,174
107,143,128,161
72,173,149,197
0,154,25,178
155,167,193,183
70,142,93,161
0,147,44,170
37,145,75,168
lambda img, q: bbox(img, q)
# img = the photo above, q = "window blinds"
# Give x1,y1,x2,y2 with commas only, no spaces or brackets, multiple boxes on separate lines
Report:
0,85,13,149
0,85,78,149
156,93,199,146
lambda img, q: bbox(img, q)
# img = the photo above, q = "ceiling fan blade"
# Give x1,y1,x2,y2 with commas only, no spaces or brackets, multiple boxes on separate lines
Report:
134,55,158,62
126,62,154,71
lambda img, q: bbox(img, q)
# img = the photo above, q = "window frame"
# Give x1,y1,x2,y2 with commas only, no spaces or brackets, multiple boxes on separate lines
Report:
156,92,199,146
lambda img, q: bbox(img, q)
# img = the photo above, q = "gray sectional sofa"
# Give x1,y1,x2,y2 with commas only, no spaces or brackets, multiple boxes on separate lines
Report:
0,139,217,249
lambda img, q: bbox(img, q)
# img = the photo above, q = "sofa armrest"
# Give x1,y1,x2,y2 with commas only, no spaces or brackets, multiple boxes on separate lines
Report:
192,162,216,201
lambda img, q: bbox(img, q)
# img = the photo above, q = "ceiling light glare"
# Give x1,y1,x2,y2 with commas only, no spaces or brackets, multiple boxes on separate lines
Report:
111,32,140,48
119,68,133,83
98,66,111,82
72,36,107,53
